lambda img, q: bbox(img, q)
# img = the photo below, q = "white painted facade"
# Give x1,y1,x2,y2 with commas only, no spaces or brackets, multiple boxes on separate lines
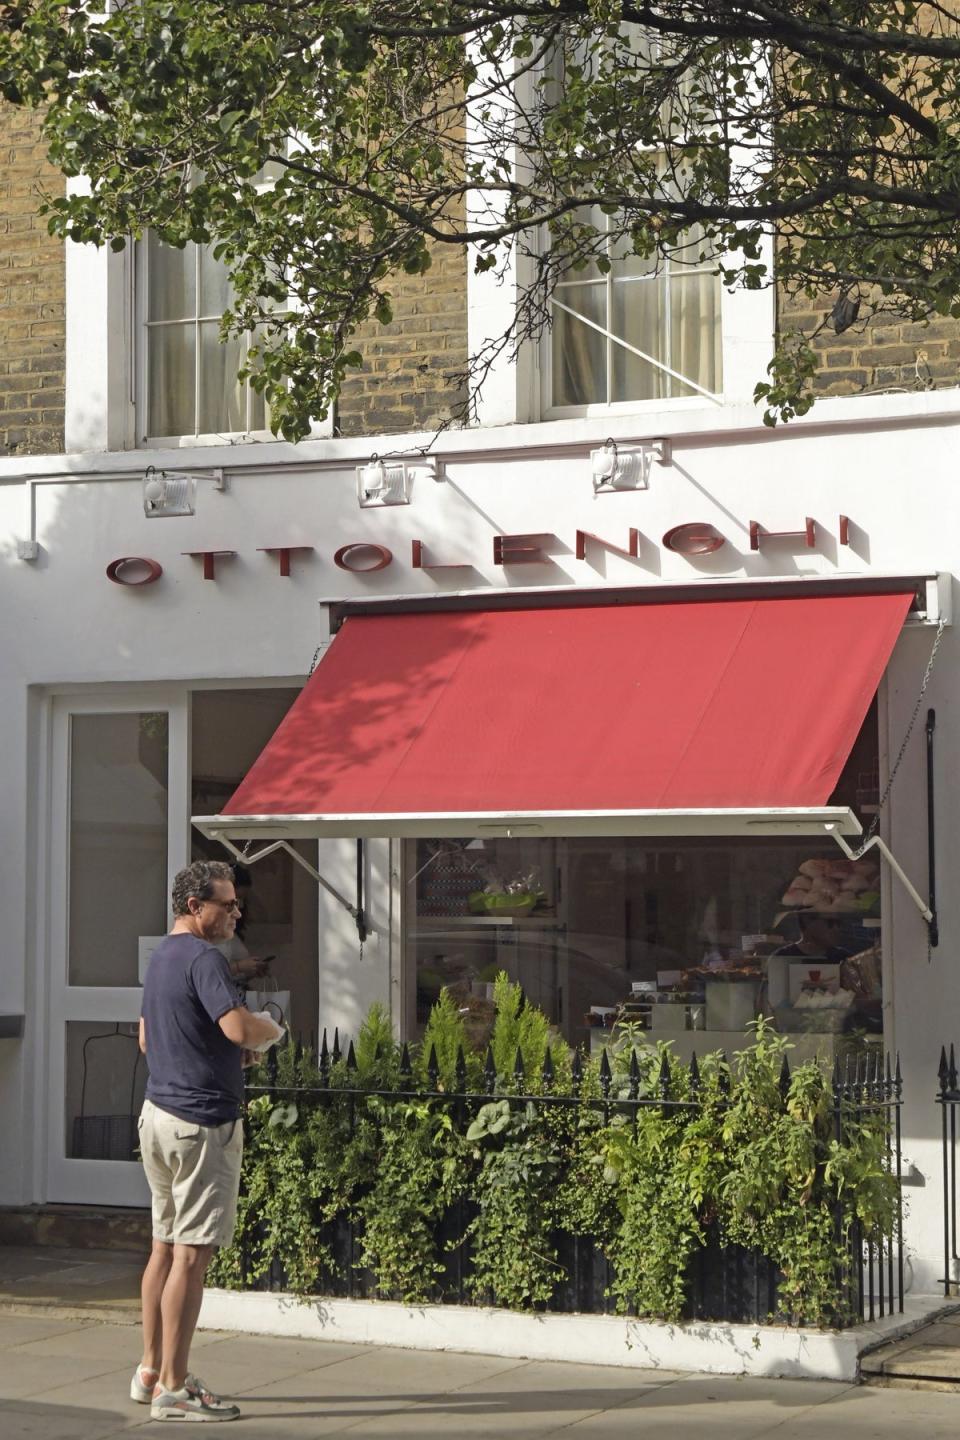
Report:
3,251,960,1302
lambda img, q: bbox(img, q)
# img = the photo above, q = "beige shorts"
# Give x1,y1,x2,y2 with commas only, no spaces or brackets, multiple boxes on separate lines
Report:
138,1098,244,1248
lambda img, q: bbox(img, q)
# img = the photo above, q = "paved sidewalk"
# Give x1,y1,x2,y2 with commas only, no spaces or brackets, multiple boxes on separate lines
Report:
3,1314,960,1440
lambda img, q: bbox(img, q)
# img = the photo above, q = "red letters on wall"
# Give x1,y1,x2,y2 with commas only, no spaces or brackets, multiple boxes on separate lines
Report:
107,517,854,586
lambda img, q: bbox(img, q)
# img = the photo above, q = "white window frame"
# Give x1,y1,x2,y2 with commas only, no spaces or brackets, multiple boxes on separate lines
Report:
134,234,278,449
466,36,774,428
64,166,333,455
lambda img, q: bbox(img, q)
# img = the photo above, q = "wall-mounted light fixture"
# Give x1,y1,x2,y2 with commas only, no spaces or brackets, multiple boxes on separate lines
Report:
142,465,226,518
356,454,439,507
590,438,671,494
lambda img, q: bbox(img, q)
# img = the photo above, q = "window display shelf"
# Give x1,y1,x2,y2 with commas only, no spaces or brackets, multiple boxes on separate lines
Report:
590,1027,850,1070
414,915,565,929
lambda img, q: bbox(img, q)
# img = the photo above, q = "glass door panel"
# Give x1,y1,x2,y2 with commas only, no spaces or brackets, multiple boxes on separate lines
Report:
46,692,188,1205
68,712,169,988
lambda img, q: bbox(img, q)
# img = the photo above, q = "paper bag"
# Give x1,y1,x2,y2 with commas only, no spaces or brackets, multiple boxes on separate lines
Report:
248,981,291,1032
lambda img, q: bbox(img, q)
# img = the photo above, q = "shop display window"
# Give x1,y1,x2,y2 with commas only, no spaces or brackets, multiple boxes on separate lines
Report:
190,688,319,1037
406,833,883,1057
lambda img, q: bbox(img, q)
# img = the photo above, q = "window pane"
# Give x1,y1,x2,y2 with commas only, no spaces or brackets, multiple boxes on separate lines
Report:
246,328,268,431
254,157,286,186
69,713,169,988
198,322,246,434
198,244,235,318
668,270,722,396
147,234,195,322
552,283,607,406
65,1021,146,1161
610,275,668,401
148,323,196,437
191,689,318,1040
406,834,882,1052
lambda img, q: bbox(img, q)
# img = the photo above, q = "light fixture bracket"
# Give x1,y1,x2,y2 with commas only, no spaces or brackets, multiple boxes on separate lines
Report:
357,454,438,507
591,438,671,494
142,466,225,518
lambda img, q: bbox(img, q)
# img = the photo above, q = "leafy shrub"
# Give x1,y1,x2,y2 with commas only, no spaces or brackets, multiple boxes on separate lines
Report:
212,996,898,1326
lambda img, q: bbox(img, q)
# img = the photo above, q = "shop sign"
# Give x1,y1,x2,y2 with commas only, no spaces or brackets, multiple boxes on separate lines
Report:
106,515,851,585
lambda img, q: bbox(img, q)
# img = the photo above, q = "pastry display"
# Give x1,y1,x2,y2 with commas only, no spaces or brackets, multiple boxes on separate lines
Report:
779,855,880,914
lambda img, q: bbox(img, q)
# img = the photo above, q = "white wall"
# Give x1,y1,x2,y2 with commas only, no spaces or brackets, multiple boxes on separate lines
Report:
1,395,959,1285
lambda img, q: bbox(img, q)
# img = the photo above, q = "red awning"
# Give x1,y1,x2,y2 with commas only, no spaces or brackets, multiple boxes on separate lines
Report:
197,591,912,840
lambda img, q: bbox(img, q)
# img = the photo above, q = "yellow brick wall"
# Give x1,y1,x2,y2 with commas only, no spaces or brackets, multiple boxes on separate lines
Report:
0,101,66,456
335,239,468,437
777,288,960,399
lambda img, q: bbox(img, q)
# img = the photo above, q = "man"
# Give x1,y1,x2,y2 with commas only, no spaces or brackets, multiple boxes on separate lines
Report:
133,860,283,1423
774,910,851,963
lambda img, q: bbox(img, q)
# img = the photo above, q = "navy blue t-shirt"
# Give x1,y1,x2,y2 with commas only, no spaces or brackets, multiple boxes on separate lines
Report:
142,932,246,1126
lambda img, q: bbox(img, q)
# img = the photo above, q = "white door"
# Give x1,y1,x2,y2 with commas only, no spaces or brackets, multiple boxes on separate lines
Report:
45,692,189,1205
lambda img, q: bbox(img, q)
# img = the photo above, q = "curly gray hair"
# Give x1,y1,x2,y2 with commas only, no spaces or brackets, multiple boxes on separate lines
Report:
171,860,236,916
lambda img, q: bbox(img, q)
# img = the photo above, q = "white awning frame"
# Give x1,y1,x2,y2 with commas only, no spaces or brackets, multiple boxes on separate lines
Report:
193,805,864,844
193,804,934,931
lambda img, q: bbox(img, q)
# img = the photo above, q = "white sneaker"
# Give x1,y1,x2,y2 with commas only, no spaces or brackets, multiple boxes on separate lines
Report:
130,1363,159,1404
150,1376,240,1422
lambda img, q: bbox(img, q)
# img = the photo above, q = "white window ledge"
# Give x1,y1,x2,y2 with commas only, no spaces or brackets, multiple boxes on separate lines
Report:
8,384,960,484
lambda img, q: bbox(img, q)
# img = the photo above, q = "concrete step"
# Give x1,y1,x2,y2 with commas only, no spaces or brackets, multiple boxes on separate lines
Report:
0,1244,142,1323
861,1313,960,1389
0,1204,150,1254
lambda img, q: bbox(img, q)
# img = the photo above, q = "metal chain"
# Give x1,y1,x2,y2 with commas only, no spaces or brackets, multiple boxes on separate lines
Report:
308,644,323,676
863,615,946,844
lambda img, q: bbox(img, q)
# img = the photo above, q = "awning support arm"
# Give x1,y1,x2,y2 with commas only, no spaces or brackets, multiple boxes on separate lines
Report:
205,831,363,931
826,826,934,929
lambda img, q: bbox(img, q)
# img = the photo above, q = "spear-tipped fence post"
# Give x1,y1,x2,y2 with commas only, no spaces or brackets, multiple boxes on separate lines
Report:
399,1042,412,1081
346,1040,357,1074
427,1043,440,1089
455,1044,467,1091
483,1045,496,1094
628,1049,641,1101
892,1052,904,1312
541,1048,555,1089
514,1047,526,1088
599,1047,612,1099
571,1049,584,1090
688,1051,701,1100
332,1027,341,1065
779,1054,791,1101
657,1052,671,1105
319,1029,329,1087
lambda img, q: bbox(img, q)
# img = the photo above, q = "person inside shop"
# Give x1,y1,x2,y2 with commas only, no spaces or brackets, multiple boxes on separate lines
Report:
214,863,273,988
773,910,852,963
770,911,882,1033
762,910,853,1019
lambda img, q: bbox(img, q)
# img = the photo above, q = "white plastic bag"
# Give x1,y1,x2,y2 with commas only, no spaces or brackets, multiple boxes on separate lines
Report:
247,1011,286,1053
248,979,291,1032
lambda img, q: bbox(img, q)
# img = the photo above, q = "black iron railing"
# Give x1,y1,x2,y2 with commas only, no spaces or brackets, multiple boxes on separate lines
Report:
831,1051,904,1322
238,1032,903,1326
938,1044,960,1296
